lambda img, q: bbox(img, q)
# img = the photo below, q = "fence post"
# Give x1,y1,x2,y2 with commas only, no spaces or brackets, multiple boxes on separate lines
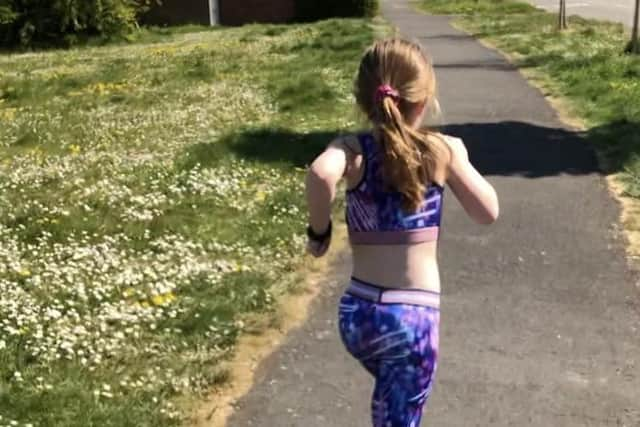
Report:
209,0,218,25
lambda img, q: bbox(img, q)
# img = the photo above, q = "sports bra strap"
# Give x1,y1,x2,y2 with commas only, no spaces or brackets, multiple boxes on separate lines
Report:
357,132,374,158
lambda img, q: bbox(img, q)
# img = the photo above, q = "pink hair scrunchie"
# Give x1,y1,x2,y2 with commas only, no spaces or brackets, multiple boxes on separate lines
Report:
374,84,400,104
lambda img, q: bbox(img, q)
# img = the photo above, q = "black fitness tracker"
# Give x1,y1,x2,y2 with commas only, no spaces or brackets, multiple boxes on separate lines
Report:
306,220,332,243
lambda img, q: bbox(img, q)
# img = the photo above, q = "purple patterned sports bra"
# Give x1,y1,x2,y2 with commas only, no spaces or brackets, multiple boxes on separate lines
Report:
346,133,444,245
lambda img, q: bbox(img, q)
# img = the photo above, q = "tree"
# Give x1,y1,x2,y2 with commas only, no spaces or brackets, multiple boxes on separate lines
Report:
0,0,157,48
558,0,568,30
629,0,640,54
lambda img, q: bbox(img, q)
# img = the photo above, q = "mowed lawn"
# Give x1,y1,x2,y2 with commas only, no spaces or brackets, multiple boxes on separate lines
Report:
0,19,374,426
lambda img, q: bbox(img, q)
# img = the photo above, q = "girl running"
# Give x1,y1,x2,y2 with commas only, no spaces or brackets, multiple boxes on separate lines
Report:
305,38,499,426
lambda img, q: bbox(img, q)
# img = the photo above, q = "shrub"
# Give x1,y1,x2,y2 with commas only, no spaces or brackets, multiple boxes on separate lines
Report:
296,0,378,22
0,0,156,48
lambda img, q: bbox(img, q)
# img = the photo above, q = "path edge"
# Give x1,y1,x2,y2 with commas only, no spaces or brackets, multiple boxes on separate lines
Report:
189,226,350,427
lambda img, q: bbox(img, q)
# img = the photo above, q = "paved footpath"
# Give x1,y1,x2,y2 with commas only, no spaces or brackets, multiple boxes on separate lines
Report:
227,1,640,425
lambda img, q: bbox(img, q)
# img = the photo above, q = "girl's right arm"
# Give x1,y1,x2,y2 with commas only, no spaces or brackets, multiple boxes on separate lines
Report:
445,136,499,225
304,139,350,257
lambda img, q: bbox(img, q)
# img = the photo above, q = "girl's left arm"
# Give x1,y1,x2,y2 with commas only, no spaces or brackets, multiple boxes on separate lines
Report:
305,139,349,257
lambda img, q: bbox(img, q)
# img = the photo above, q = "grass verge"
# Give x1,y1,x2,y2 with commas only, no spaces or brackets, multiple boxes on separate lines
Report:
191,224,350,427
416,0,640,258
0,18,376,426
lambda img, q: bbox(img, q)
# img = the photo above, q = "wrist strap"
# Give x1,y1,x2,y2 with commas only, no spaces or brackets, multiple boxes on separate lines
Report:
307,221,332,243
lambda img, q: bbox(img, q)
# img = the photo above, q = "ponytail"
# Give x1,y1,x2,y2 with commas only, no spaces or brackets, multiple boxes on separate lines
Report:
356,39,448,213
376,93,446,212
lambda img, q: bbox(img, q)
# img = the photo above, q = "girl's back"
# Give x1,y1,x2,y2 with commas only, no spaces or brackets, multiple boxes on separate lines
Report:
342,131,445,292
304,38,498,427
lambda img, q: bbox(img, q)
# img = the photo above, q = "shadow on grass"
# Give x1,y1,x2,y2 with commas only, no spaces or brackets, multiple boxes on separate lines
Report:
442,120,639,179
179,127,339,170
588,119,640,191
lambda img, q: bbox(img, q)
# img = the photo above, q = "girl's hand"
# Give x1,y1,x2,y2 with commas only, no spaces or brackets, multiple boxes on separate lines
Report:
307,237,331,258
306,221,332,257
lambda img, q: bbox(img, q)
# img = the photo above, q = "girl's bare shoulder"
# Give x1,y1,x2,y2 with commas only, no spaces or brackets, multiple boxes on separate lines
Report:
425,131,466,157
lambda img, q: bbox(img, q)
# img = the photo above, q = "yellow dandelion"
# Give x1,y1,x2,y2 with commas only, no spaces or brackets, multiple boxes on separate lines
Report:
95,82,107,95
151,292,176,306
1,108,17,121
149,46,178,56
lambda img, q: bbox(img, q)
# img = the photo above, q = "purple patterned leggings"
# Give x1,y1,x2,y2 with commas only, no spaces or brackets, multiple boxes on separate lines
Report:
338,285,440,427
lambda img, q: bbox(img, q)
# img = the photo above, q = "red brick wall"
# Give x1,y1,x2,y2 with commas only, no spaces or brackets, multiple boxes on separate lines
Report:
219,0,296,26
142,0,210,26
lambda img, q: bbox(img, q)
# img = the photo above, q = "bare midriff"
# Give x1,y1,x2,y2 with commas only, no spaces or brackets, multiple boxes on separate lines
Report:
350,240,440,293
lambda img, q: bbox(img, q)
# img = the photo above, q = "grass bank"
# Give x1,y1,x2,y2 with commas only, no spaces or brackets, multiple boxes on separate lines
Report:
0,18,375,426
416,0,640,255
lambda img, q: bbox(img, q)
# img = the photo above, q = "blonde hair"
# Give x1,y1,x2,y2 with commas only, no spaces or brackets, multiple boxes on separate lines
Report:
355,38,449,212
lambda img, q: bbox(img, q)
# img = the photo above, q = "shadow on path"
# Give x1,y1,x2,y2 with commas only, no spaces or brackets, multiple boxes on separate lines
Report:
441,121,600,177
443,120,640,179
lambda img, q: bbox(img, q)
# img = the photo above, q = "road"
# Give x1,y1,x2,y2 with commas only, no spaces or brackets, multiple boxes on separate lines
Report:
526,0,636,28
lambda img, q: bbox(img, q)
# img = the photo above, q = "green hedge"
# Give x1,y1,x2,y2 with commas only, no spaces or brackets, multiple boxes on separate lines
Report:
0,0,155,48
296,0,378,21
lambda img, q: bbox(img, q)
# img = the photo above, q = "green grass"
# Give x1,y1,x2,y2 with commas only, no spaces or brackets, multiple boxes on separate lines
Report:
419,0,536,14
416,0,640,198
0,19,376,426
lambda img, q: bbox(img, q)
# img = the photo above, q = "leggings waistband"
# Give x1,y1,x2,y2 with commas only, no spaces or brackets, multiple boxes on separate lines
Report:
347,277,440,309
